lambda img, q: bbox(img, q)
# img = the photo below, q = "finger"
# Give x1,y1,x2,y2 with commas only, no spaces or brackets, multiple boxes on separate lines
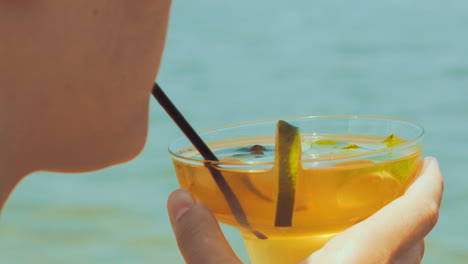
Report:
393,240,425,264
167,189,241,264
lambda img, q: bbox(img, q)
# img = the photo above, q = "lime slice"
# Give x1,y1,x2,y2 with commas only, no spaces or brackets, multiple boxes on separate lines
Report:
274,120,301,227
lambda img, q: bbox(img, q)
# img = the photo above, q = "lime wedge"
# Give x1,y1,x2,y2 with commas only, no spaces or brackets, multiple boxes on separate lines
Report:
274,120,301,227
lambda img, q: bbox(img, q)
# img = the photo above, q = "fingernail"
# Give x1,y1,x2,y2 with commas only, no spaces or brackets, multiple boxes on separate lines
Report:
172,189,194,222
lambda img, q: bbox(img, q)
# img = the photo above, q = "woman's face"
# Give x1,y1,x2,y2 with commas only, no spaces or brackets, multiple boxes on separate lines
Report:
0,0,171,173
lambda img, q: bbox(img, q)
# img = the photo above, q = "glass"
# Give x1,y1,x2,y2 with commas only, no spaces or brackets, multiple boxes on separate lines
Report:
169,115,424,264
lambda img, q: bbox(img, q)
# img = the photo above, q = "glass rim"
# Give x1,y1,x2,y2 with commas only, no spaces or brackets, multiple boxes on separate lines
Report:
168,115,425,166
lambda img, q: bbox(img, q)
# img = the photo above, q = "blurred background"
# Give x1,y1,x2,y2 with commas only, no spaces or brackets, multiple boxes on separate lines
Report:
1,0,467,263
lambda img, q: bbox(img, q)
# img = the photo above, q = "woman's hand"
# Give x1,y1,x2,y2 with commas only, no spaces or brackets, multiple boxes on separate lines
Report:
167,157,443,264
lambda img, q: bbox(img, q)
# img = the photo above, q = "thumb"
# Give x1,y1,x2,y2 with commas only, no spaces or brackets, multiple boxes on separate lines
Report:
167,189,241,264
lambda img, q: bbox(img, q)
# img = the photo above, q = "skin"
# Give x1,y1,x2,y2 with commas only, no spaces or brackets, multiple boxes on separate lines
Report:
167,157,444,264
0,0,171,209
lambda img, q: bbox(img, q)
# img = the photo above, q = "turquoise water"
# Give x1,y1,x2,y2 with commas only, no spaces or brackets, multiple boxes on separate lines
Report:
1,0,468,263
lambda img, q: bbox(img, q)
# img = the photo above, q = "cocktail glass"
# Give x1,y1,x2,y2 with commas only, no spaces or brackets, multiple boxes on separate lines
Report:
168,115,424,264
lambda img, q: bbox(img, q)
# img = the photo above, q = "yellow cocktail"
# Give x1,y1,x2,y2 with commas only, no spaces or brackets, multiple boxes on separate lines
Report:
169,116,424,264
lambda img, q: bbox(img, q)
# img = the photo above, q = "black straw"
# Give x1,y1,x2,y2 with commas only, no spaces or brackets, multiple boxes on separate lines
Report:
152,82,266,239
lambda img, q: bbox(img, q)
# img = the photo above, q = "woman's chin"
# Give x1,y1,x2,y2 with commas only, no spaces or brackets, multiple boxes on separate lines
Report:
37,126,149,173
41,142,146,173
